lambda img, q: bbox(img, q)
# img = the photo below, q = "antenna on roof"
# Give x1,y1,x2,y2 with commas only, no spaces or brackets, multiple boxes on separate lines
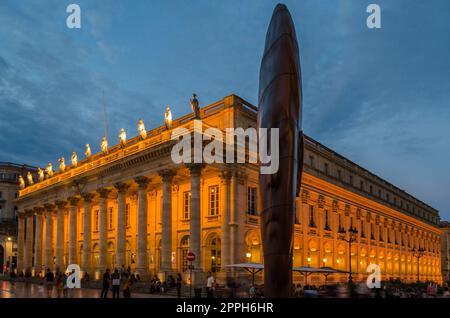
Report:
102,90,108,141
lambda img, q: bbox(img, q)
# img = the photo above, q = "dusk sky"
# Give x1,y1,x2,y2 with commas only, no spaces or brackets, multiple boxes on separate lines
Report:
0,1,449,220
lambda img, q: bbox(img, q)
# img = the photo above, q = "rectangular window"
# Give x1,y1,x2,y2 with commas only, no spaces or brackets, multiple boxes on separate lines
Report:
349,175,353,185
108,207,113,229
379,226,383,241
0,191,2,198
369,185,373,194
308,205,316,227
209,185,219,216
183,191,190,219
337,170,341,180
360,220,365,237
247,187,257,215
360,180,364,190
309,156,314,168
324,210,330,230
125,203,130,227
324,163,329,175
386,193,390,202
94,210,99,232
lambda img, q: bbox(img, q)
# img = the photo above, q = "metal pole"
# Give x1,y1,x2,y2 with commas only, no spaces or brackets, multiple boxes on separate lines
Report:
189,262,192,298
348,239,352,284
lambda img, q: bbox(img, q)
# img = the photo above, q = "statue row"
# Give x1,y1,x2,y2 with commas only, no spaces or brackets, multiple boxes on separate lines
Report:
19,94,201,189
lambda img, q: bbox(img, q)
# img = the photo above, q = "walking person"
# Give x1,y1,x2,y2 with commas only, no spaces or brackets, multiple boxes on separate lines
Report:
111,268,121,298
206,272,215,298
100,268,111,298
63,272,69,298
176,273,182,298
122,273,132,298
44,268,54,298
55,270,64,298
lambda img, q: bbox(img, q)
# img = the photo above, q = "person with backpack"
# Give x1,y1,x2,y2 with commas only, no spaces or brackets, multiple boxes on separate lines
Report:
111,268,121,298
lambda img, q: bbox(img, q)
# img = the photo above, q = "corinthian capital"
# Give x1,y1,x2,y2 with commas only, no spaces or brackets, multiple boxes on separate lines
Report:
114,182,130,193
134,176,151,189
158,169,176,183
97,187,113,199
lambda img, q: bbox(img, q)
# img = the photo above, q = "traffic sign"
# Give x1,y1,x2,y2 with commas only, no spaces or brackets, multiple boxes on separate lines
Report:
187,252,195,262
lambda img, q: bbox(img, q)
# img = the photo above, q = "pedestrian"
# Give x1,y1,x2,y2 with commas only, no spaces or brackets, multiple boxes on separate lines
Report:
55,270,64,298
176,273,182,298
63,272,69,298
100,268,111,298
44,268,54,298
206,272,215,298
111,268,121,298
122,273,132,298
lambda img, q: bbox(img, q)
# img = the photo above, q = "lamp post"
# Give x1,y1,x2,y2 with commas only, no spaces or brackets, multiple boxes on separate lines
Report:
412,247,425,283
340,226,358,284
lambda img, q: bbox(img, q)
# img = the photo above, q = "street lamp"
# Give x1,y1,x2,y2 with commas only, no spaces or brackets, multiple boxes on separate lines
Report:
246,252,252,261
322,257,327,267
412,247,425,283
340,226,358,284
307,255,311,267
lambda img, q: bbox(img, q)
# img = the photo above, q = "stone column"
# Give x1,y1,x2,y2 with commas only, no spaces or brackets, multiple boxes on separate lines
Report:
159,170,175,276
187,164,203,286
24,210,34,275
114,182,130,269
230,170,239,269
82,193,95,275
44,203,56,270
17,212,26,275
97,188,112,274
135,176,151,278
220,170,232,275
55,201,67,271
68,197,80,265
33,207,44,276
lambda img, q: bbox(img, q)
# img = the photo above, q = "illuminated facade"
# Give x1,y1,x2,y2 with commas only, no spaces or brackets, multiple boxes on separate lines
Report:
441,221,450,283
0,162,35,274
16,95,442,284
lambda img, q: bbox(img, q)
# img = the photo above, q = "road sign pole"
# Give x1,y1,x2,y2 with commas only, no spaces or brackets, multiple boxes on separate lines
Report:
189,262,192,298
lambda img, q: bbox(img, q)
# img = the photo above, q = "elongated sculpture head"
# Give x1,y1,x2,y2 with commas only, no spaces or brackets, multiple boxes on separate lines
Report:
257,3,303,298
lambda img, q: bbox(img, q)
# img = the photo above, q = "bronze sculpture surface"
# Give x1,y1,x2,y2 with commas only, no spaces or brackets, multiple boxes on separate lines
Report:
257,3,304,298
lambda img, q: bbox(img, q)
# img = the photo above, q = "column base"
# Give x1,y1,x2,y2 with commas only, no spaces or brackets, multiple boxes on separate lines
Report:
191,269,206,289
157,268,175,282
135,268,150,280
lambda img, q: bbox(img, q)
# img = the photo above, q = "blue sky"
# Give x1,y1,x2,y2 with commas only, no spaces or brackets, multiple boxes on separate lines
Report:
0,1,449,220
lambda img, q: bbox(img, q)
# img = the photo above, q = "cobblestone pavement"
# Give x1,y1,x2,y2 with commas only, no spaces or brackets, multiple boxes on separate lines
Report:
0,281,172,298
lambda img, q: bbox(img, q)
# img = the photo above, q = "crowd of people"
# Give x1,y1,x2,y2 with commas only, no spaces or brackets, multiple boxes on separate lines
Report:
8,266,450,298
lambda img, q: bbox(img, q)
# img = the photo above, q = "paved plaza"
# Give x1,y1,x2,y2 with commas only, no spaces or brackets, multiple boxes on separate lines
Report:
0,281,169,298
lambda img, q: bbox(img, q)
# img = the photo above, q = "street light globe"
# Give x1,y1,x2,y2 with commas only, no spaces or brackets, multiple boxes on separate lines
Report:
337,259,340,264
7,237,12,241
246,252,251,259
307,256,311,263
322,257,327,263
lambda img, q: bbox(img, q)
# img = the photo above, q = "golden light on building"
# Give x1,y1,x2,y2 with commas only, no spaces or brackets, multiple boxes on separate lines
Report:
15,95,443,285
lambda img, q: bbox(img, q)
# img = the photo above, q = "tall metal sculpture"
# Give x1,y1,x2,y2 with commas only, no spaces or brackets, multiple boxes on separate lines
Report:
257,4,304,298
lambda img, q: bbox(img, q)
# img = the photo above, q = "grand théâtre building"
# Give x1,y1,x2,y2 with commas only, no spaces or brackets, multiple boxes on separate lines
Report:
16,95,442,285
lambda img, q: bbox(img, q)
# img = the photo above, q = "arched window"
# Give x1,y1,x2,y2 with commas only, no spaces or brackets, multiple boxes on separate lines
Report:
180,235,190,272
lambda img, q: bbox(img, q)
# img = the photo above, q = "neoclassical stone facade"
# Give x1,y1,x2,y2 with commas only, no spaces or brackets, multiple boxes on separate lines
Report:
0,162,35,274
16,95,443,285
